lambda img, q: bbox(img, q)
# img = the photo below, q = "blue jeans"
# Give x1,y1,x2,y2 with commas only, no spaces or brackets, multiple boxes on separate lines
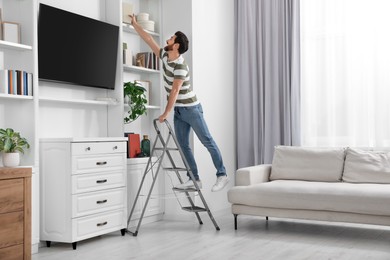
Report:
174,103,226,181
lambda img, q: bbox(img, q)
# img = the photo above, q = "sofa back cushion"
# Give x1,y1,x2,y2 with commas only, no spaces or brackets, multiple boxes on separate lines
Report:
342,148,390,183
270,146,346,182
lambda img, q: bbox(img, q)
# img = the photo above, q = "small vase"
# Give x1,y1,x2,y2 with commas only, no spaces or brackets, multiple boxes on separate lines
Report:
2,152,20,167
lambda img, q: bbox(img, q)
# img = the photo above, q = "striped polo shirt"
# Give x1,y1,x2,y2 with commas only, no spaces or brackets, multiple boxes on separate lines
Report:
159,48,199,107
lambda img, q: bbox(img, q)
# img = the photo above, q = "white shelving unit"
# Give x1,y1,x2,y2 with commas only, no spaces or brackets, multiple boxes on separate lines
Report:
122,0,165,224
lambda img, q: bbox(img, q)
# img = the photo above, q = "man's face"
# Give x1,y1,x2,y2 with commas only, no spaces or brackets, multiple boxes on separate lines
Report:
164,35,177,51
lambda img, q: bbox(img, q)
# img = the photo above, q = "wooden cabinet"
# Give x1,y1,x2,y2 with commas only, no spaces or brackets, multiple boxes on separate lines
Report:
39,138,127,250
0,167,32,260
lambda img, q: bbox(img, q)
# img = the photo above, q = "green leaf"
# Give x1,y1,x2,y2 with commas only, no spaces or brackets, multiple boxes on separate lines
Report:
123,81,148,124
0,128,30,153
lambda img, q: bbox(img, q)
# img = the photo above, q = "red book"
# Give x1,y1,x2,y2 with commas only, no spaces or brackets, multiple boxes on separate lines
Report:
128,134,141,158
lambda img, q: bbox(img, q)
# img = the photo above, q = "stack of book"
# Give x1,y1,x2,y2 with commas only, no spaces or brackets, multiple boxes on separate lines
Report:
136,52,160,71
0,69,33,96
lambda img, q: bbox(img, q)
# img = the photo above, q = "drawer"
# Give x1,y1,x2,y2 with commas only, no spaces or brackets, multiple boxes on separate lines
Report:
0,211,23,249
72,188,126,218
73,209,125,240
72,171,126,194
0,179,24,214
72,154,126,174
0,244,24,260
72,142,126,156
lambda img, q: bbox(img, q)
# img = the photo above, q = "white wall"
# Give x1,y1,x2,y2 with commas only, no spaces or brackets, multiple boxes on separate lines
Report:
192,0,235,213
38,0,112,138
161,0,194,220
162,0,235,220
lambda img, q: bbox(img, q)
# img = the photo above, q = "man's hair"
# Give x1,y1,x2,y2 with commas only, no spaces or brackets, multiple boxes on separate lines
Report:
174,31,189,54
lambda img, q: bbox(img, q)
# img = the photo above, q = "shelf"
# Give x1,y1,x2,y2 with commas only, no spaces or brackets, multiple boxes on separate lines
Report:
123,64,160,74
124,103,160,110
122,23,160,37
146,105,161,110
39,96,119,106
0,40,33,51
0,93,33,100
127,156,158,165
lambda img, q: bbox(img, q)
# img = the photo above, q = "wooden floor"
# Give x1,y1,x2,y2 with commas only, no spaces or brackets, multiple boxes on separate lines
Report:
33,211,390,260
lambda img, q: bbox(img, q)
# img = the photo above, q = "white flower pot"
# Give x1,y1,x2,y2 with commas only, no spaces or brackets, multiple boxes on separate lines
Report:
2,152,20,167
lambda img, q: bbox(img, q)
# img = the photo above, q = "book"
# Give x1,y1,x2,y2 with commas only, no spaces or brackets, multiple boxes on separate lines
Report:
0,70,8,94
125,132,141,158
16,70,22,95
136,52,159,70
27,73,33,96
8,70,13,94
128,133,141,158
23,71,27,95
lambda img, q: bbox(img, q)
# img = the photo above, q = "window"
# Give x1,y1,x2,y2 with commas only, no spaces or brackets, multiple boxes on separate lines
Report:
301,0,390,147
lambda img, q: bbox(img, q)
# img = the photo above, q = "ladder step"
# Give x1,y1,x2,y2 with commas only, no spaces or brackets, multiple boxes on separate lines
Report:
182,206,207,212
154,147,179,151
164,167,189,171
172,187,198,192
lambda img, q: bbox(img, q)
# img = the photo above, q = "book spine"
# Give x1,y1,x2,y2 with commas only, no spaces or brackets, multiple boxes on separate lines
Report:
13,70,17,95
16,70,22,95
0,70,8,94
28,73,33,96
23,71,28,95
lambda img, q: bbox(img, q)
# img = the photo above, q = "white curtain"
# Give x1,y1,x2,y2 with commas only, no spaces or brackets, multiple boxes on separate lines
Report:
301,0,390,148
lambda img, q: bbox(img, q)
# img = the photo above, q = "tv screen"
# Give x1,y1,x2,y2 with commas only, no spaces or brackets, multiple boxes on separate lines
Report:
38,4,119,90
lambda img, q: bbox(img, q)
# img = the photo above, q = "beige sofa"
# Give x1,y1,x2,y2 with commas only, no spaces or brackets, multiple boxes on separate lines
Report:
228,146,390,230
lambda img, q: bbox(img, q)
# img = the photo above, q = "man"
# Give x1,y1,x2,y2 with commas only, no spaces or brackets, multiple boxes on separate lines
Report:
130,15,229,192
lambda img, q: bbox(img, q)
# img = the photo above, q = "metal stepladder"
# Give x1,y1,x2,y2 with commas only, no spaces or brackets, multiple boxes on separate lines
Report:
126,119,220,236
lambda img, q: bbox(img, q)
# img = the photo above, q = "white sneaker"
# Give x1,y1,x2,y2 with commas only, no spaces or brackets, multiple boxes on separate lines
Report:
175,179,202,190
211,175,229,192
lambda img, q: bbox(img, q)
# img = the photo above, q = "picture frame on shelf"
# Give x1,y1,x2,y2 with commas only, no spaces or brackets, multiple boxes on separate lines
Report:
135,80,150,105
2,21,20,44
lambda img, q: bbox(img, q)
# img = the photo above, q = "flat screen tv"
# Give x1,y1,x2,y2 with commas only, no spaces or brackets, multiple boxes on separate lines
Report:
38,4,119,90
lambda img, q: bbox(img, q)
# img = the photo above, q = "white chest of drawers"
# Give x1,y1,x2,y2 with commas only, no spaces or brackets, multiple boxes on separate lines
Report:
39,137,127,250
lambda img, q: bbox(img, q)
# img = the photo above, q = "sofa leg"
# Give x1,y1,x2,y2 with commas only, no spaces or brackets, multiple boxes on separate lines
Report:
234,214,238,230
266,216,268,221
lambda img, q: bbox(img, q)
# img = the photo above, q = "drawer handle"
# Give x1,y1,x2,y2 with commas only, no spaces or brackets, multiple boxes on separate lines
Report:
96,161,107,166
96,179,107,184
113,145,118,150
97,221,108,227
86,147,91,151
96,199,107,204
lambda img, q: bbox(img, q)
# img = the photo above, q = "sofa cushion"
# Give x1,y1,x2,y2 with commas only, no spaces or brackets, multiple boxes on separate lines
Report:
227,180,390,216
270,146,346,182
342,148,390,184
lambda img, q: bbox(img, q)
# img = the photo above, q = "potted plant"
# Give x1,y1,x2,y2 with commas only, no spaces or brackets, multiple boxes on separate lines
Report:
124,80,148,123
0,128,30,167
